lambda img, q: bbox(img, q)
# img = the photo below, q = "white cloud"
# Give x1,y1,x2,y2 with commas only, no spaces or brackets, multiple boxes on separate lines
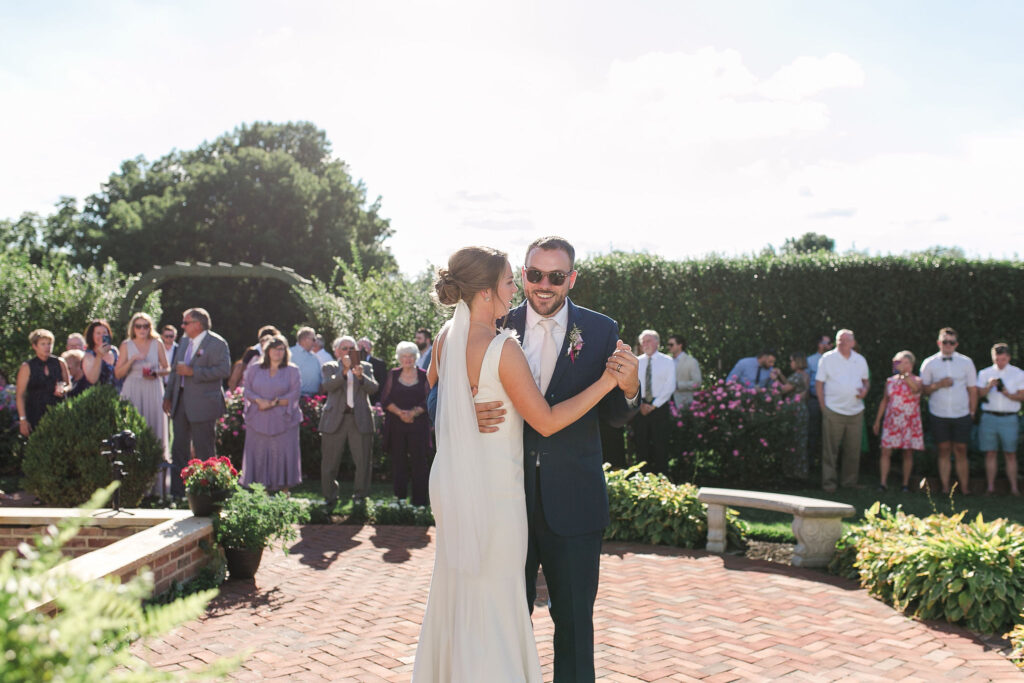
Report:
759,53,866,101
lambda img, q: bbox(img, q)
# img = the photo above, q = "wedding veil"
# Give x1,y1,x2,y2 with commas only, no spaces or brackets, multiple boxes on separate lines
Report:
433,300,491,574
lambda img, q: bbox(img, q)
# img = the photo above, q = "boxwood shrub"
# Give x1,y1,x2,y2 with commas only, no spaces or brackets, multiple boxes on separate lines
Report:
22,385,163,507
830,502,1024,634
604,465,747,550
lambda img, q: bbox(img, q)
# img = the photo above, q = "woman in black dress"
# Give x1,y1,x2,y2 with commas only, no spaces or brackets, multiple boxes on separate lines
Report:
381,341,431,505
15,329,70,436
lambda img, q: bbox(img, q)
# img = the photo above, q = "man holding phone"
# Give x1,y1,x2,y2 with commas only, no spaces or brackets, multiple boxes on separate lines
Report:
976,343,1024,495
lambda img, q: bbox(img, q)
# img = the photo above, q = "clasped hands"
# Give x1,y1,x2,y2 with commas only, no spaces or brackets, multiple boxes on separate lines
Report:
474,340,639,434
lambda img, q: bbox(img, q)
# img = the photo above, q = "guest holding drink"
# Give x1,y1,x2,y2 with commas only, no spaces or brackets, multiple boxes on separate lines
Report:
240,335,302,493
778,352,811,479
116,312,170,456
15,329,70,436
872,351,924,492
81,319,119,390
381,341,431,505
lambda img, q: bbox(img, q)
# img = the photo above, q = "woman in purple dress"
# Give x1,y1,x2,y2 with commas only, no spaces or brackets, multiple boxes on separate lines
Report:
241,335,302,493
381,341,431,505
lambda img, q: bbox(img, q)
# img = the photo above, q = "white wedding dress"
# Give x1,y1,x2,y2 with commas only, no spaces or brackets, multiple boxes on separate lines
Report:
412,302,542,682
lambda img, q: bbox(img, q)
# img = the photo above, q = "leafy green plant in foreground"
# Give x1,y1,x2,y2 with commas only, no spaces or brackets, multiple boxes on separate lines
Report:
831,502,1024,634
0,483,237,681
604,464,747,550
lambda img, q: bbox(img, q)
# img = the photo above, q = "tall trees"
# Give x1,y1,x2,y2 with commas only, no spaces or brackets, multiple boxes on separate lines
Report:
780,232,836,255
16,121,395,354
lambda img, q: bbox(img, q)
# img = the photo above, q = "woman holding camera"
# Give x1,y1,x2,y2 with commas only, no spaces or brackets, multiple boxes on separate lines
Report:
81,319,120,390
15,329,70,436
116,312,170,456
872,350,923,492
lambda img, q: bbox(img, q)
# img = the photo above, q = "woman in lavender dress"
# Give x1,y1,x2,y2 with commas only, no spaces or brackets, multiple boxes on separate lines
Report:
240,335,302,492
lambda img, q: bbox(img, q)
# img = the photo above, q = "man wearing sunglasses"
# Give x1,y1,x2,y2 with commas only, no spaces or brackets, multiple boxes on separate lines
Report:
921,327,977,495
476,236,640,682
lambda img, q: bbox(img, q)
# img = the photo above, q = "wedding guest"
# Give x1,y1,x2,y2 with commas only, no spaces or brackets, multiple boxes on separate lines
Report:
240,335,302,493
291,326,324,396
65,332,87,352
816,329,870,492
159,325,178,387
777,352,810,479
633,330,675,475
80,319,119,391
381,341,431,505
976,343,1024,496
313,334,334,365
320,336,379,506
60,349,88,399
414,327,433,371
872,351,924,492
115,312,170,458
921,327,977,495
15,329,69,436
667,334,701,407
727,349,780,388
228,325,280,392
358,337,387,398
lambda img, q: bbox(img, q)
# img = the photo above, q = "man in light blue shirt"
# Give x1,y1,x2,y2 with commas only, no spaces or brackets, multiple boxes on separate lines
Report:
806,334,833,467
290,326,325,396
727,349,779,388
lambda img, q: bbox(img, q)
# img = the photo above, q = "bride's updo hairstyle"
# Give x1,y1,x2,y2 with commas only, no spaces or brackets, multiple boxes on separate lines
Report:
433,246,508,306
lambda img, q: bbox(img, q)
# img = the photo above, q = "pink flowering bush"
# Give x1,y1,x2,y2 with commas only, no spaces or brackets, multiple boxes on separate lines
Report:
0,384,24,476
675,379,801,488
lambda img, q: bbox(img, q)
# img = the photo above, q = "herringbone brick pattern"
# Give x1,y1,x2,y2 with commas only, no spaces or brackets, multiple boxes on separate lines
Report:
137,525,1020,681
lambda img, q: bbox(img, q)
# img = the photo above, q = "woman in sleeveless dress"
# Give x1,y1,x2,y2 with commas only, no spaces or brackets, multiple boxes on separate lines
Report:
81,319,120,391
412,246,620,682
15,329,69,436
115,312,170,457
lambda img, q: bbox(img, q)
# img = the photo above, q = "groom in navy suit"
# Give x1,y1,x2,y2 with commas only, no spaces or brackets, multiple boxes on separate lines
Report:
478,236,640,682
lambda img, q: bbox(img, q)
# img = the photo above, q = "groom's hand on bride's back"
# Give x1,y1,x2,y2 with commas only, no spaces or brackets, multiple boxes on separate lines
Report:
474,400,506,433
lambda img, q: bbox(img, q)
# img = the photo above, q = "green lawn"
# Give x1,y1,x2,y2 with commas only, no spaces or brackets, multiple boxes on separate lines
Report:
738,480,1024,542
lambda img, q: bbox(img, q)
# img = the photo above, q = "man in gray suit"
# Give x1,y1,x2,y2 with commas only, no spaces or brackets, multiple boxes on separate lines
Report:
162,307,231,497
320,335,379,507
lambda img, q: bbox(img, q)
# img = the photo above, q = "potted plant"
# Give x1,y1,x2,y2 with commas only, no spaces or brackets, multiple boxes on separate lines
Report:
213,484,310,579
181,456,239,516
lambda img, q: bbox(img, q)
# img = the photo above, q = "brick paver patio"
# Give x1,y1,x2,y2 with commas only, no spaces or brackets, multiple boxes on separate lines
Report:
138,525,1021,681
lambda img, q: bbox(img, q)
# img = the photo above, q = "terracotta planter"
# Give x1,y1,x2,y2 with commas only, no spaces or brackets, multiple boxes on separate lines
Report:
224,546,264,579
187,489,229,516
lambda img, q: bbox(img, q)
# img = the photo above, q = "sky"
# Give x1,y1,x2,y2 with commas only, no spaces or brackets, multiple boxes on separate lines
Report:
2,1,1023,274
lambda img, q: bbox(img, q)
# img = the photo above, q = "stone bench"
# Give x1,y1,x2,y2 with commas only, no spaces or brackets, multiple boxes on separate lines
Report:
697,487,856,568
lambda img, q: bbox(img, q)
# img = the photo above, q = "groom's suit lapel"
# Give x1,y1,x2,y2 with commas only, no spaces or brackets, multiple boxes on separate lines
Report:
545,299,579,395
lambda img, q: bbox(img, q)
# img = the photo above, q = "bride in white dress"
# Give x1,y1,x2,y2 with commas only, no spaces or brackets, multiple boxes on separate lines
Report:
412,246,618,682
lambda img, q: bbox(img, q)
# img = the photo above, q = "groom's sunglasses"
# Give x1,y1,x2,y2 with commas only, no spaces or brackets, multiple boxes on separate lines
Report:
524,268,571,286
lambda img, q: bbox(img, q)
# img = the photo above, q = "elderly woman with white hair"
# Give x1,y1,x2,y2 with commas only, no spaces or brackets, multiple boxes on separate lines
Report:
380,340,431,505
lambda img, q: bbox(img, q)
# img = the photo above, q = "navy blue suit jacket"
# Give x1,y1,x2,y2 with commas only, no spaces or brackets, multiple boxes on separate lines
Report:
506,298,632,537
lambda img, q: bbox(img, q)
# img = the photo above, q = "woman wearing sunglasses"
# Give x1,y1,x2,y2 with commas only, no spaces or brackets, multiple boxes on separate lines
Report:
116,312,170,458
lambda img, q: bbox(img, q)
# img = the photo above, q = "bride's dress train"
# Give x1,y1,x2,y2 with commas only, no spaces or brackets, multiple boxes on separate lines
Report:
412,302,541,682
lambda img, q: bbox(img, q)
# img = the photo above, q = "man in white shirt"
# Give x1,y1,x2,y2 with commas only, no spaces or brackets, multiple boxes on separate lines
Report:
312,335,334,365
666,334,701,407
920,327,977,495
290,327,324,396
815,328,870,492
976,342,1023,496
633,330,676,475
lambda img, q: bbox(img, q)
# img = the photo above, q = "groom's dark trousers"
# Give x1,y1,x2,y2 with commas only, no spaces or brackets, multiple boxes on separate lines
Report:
511,298,634,683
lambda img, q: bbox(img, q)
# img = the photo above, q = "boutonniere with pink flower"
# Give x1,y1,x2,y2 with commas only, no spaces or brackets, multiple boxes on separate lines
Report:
196,348,205,358
566,324,584,362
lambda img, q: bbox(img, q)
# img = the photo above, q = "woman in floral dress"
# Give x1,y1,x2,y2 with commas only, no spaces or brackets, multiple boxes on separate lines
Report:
872,350,924,491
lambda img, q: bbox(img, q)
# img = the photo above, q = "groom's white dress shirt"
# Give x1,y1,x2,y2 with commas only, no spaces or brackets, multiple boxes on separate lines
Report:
523,303,569,390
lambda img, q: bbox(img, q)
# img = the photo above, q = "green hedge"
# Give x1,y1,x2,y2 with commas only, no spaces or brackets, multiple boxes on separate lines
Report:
830,502,1024,634
572,251,1024,392
22,385,163,507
